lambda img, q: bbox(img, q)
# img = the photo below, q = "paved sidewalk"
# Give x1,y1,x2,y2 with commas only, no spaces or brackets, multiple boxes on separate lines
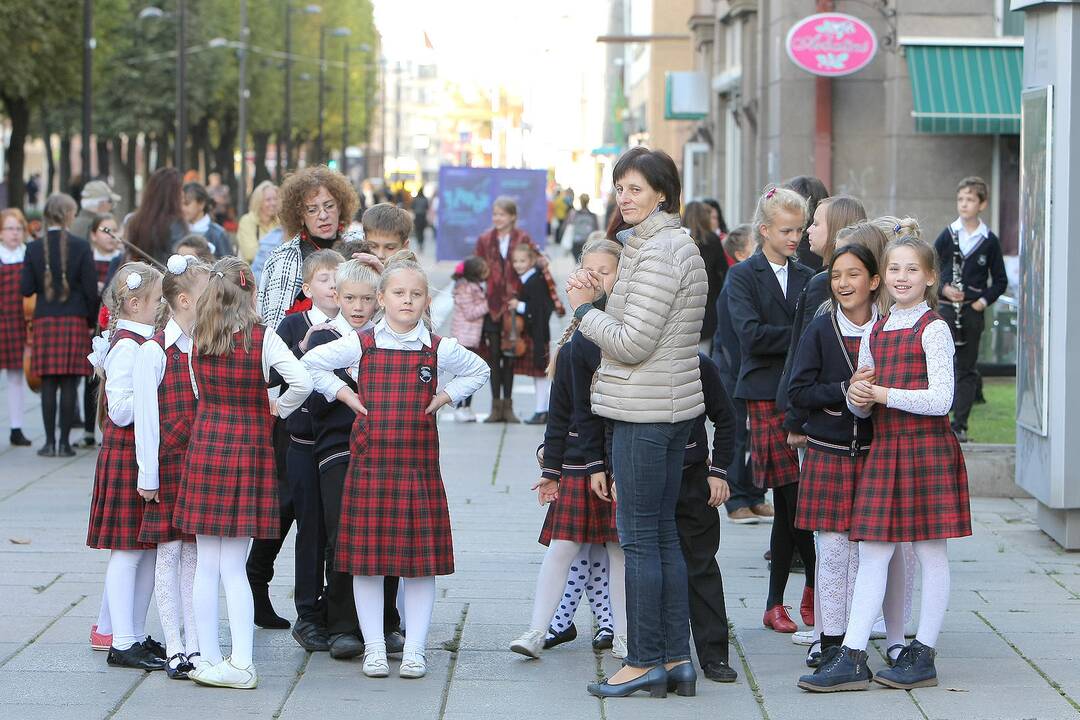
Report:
0,254,1078,719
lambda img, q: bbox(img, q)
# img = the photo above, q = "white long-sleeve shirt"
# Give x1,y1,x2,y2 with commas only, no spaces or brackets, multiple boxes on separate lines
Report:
104,319,157,428
302,318,489,404
190,326,313,419
133,319,193,491
848,302,954,418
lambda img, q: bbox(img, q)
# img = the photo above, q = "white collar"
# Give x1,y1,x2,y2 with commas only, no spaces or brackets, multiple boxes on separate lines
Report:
93,248,120,263
836,306,880,337
950,217,988,240
307,304,337,325
163,318,191,349
519,267,537,284
374,317,431,348
116,319,156,339
0,244,25,264
889,301,930,318
330,311,356,336
768,259,787,274
190,215,211,233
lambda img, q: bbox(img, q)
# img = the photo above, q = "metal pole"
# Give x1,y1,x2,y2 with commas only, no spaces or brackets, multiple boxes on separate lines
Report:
81,0,93,178
283,1,292,171
317,26,326,164
341,43,349,177
175,0,187,171
237,0,249,214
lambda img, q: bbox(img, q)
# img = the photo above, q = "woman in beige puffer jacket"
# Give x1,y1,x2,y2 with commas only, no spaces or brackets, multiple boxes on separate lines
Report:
567,147,707,699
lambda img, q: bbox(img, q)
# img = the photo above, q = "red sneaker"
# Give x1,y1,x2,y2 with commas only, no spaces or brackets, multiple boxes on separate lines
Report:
800,586,815,627
763,605,797,633
90,624,112,651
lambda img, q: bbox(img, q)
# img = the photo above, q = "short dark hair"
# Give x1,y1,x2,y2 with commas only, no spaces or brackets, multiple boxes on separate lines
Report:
362,203,413,242
182,182,214,215
956,176,988,203
612,147,682,214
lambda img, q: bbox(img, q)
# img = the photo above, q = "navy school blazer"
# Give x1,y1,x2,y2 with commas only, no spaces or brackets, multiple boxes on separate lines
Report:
725,250,814,401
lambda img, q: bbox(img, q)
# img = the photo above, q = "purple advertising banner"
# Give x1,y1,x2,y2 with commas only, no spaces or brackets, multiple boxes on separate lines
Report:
436,166,548,261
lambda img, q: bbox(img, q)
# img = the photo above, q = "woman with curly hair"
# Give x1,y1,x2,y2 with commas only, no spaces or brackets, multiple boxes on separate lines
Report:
257,166,362,333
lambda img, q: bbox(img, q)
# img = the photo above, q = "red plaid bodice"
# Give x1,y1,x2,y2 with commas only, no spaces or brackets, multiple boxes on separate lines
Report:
352,329,442,469
153,331,196,455
94,260,111,292
191,325,270,446
842,335,861,368
102,328,149,450
0,262,22,317
869,310,949,436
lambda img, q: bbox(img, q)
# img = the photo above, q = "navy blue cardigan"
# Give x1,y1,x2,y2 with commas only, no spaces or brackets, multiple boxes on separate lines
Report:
541,331,606,480
933,227,1009,306
305,327,358,473
683,352,735,477
787,313,872,456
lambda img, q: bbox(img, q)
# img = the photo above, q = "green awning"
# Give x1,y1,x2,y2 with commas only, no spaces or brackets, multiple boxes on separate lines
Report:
904,43,1023,135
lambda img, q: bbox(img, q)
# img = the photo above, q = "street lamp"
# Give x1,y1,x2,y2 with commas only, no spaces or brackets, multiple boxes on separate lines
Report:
139,3,186,171
318,26,351,166
340,41,370,178
283,3,321,173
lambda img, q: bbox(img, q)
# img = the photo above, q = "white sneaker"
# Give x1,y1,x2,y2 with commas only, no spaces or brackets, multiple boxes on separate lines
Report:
399,650,427,679
190,657,258,689
456,407,477,423
791,629,816,646
363,647,390,678
872,616,917,639
186,653,213,682
611,634,628,659
509,629,545,659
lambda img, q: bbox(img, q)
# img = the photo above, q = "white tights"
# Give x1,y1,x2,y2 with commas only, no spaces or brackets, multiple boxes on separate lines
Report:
155,540,199,658
534,377,551,414
354,576,434,655
3,369,24,430
528,539,626,636
104,549,157,650
845,539,950,652
193,535,254,667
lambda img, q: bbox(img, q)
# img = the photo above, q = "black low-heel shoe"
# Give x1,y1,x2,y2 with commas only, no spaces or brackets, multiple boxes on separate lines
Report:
37,442,56,458
587,666,669,698
143,635,166,660
107,642,166,671
9,429,31,447
57,442,76,458
165,653,192,680
665,661,697,697
543,623,577,649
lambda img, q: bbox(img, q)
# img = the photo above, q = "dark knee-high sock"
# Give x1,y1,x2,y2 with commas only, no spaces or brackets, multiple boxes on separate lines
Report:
59,375,79,444
40,377,58,445
766,487,795,608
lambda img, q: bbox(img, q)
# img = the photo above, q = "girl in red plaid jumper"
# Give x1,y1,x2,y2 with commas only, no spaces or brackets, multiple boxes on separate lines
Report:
175,258,313,690
302,250,489,680
133,254,211,679
0,208,31,447
800,236,970,693
87,262,167,672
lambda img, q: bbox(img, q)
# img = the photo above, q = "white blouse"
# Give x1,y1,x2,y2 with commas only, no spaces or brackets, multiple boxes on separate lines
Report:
0,244,26,264
103,319,157,428
132,319,194,491
302,318,490,404
849,302,955,418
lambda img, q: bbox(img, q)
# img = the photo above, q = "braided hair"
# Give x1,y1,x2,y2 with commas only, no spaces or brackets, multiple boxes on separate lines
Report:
41,194,78,303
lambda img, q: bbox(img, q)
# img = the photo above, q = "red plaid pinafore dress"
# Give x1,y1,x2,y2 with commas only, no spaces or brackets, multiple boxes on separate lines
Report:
537,464,618,546
0,260,25,369
849,311,971,542
87,329,153,550
335,330,454,578
173,325,280,539
796,336,868,533
138,331,197,545
747,399,801,489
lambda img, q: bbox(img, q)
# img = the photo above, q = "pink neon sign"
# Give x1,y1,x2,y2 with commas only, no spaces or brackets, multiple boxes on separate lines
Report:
786,13,878,77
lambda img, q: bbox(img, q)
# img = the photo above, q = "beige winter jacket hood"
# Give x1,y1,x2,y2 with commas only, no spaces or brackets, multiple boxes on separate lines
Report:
577,211,707,423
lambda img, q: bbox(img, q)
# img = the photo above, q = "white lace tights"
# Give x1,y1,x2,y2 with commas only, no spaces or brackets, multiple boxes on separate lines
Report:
155,540,199,657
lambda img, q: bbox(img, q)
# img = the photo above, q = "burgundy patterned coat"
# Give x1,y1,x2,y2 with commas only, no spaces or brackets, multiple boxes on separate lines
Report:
173,325,280,539
87,329,153,550
138,332,197,545
849,311,971,542
335,331,454,577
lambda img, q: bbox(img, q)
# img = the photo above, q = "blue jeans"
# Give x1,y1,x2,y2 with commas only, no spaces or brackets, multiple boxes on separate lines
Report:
612,419,694,668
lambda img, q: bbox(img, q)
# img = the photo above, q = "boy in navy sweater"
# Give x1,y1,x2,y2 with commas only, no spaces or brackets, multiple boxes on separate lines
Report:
934,176,1009,442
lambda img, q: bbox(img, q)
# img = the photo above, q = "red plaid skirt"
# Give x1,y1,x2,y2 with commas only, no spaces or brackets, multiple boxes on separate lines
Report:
538,471,618,546
139,451,195,544
0,263,25,369
32,315,92,376
514,335,550,378
174,326,279,539
336,333,454,577
746,400,800,489
87,420,153,550
796,449,865,532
